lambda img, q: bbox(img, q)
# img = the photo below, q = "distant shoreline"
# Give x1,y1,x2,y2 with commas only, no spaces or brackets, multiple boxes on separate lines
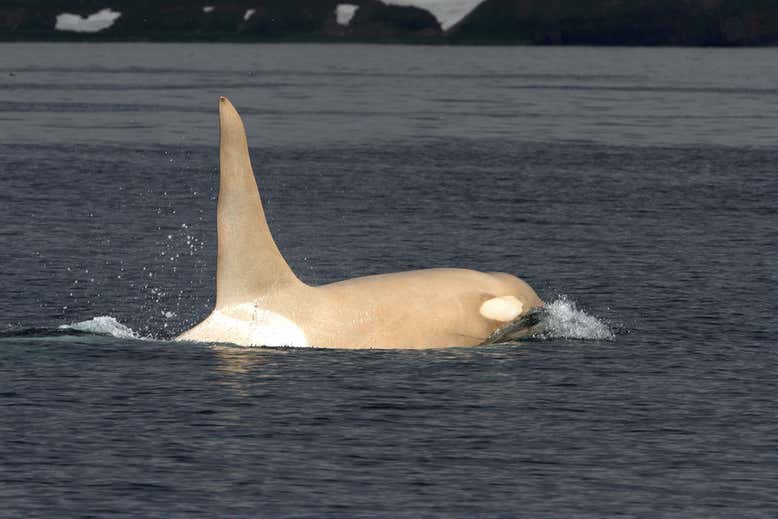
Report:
3,33,777,47
2,38,776,48
3,0,777,47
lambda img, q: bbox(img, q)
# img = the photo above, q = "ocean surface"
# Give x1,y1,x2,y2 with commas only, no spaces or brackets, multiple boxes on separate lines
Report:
0,43,776,517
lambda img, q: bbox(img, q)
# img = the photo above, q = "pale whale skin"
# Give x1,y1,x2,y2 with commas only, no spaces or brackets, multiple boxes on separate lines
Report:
176,97,543,349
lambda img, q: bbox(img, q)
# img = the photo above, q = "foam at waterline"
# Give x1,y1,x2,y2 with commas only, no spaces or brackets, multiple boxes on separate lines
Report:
54,298,612,344
536,297,615,340
59,316,143,340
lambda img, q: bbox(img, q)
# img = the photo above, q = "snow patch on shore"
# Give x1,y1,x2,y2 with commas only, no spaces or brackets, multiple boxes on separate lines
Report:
336,4,359,26
55,9,121,33
384,0,483,30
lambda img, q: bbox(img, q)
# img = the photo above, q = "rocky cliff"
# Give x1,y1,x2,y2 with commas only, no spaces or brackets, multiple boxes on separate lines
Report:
450,0,778,46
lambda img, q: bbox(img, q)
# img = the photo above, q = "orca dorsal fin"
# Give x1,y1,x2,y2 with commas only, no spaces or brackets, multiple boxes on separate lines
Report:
214,97,301,308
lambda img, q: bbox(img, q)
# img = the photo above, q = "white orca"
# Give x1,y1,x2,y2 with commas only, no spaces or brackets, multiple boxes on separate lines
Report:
176,97,543,349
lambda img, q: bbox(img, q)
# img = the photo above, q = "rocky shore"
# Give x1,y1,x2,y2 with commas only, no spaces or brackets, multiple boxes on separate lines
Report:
1,0,777,45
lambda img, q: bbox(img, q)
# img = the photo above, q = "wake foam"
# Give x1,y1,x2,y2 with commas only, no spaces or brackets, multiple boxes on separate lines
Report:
58,316,142,340
40,299,613,345
535,297,615,340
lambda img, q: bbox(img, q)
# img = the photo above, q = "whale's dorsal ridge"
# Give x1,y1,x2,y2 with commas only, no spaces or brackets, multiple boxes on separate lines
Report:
214,97,301,309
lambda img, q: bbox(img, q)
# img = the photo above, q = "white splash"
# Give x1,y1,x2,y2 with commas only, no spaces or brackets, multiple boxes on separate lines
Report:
335,4,359,26
383,0,483,30
59,316,141,340
536,297,615,340
203,6,214,13
244,9,256,21
55,9,121,33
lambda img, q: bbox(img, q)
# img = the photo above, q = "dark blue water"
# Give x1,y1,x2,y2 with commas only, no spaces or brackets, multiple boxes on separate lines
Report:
1,44,776,517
